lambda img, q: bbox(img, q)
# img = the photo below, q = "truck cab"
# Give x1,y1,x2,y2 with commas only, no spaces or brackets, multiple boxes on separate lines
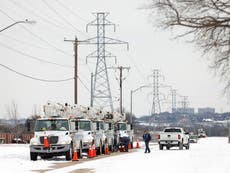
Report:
104,121,115,151
70,118,93,156
92,120,106,155
114,122,133,151
29,117,73,161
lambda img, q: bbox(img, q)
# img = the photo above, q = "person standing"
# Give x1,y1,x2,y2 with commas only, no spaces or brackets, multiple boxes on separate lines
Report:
143,130,151,153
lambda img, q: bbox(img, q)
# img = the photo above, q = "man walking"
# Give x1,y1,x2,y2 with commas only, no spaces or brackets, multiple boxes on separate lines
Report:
143,130,151,153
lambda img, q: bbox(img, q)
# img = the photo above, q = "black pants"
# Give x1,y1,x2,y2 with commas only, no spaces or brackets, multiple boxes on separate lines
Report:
144,141,150,153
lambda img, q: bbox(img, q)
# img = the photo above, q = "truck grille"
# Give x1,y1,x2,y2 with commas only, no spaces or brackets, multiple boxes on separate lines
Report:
40,136,58,144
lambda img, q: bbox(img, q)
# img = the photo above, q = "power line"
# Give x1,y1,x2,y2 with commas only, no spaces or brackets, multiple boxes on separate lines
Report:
9,0,76,34
0,8,72,56
0,63,73,82
78,76,90,92
0,41,73,68
55,0,89,23
41,0,88,38
107,47,146,85
1,33,48,50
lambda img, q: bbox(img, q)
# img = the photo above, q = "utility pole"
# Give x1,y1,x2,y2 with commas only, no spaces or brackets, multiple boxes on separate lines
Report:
90,73,93,107
111,66,130,114
85,12,128,112
64,37,88,104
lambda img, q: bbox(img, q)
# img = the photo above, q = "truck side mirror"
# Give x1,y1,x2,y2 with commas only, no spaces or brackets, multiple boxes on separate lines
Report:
75,121,79,130
26,120,31,132
109,123,112,130
96,122,99,130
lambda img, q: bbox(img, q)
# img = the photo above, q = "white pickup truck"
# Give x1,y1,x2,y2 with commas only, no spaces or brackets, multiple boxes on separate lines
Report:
158,127,190,150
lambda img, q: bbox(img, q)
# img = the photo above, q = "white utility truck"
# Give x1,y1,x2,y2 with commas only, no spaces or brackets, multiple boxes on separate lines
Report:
29,102,79,161
29,102,97,160
113,112,134,151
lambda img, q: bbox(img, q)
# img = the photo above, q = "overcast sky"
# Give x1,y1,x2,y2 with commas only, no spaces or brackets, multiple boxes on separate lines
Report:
0,0,229,119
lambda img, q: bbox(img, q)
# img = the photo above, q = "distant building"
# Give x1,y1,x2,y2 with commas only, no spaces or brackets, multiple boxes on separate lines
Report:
198,107,215,114
176,107,195,114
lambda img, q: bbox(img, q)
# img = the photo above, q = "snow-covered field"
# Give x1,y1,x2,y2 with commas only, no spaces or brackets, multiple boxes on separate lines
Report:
0,137,229,173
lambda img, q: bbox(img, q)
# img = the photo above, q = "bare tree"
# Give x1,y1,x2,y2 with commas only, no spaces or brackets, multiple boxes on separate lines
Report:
7,100,19,120
6,100,20,141
146,0,230,96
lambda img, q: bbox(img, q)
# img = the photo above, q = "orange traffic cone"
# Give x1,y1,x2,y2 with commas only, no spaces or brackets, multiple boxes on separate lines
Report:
92,144,96,157
43,131,49,148
136,139,140,148
105,144,110,155
88,145,93,158
128,143,131,149
72,144,78,161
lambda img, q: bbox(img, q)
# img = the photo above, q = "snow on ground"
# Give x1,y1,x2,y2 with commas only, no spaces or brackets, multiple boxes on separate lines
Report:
0,137,230,173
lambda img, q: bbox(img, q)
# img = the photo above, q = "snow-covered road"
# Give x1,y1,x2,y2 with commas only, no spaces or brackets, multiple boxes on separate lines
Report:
0,137,229,173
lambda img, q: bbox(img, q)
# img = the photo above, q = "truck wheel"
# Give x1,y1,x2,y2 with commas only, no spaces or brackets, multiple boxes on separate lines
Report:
97,141,102,155
30,152,37,161
185,142,190,150
65,145,73,161
78,142,83,159
179,141,183,150
109,141,114,152
131,137,134,149
159,144,163,150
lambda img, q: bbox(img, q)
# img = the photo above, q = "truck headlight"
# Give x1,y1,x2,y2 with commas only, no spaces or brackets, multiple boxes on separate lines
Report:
60,141,71,145
30,142,38,145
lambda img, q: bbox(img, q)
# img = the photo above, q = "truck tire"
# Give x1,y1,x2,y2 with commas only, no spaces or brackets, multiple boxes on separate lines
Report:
65,145,73,161
78,142,83,159
109,140,114,152
30,152,37,161
185,142,190,150
97,141,102,155
179,141,183,150
159,144,163,150
131,137,134,149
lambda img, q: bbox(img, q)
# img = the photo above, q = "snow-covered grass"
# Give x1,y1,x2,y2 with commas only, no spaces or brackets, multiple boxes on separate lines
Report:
0,137,229,173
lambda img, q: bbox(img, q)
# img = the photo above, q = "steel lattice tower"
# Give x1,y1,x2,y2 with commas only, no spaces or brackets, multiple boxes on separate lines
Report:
181,96,189,113
86,12,128,111
171,89,177,113
150,69,161,115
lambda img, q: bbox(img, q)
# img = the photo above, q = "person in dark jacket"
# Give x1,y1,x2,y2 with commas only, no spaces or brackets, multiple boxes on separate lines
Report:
143,130,151,153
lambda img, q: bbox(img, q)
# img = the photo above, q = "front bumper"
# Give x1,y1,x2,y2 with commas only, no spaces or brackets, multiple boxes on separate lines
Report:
30,144,70,154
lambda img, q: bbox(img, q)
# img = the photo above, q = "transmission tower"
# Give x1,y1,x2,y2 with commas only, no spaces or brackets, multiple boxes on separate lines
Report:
171,89,177,113
150,69,161,115
181,96,189,113
85,12,128,112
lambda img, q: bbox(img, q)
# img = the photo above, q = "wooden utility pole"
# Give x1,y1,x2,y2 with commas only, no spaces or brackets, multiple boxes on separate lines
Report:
110,66,130,114
64,37,88,104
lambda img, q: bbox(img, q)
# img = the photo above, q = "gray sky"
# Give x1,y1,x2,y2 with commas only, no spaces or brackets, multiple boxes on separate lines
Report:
0,0,229,119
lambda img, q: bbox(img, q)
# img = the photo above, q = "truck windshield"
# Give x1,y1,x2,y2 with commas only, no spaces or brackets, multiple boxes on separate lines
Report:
117,123,126,130
99,121,104,130
35,119,69,131
164,128,181,133
78,121,91,131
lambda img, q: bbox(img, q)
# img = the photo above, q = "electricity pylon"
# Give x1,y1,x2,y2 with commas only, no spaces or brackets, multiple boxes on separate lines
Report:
150,69,161,115
85,12,128,112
